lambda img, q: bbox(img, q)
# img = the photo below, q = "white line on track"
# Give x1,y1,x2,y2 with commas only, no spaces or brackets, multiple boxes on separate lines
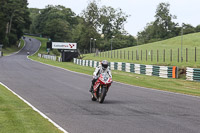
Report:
1,38,69,133
0,82,69,133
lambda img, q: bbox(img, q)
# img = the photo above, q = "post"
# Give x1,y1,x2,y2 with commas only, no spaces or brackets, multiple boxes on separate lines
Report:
128,51,129,60
170,49,172,62
120,50,122,59
186,48,188,62
163,49,165,62
124,50,125,59
117,50,118,59
90,38,93,53
181,23,183,62
111,36,115,58
157,50,159,62
146,50,147,61
132,50,133,61
178,48,179,62
136,50,138,60
195,47,197,62
93,39,96,53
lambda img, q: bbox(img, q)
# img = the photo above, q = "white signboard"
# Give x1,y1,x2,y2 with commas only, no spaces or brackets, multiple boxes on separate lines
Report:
52,42,77,49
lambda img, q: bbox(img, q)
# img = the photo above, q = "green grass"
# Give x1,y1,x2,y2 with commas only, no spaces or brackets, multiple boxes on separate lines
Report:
29,36,200,97
2,39,25,56
0,84,63,133
83,32,200,68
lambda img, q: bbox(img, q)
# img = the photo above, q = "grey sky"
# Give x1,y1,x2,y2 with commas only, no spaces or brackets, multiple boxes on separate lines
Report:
28,0,200,36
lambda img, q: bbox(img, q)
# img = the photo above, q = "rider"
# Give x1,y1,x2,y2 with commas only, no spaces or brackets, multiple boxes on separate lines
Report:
89,60,112,92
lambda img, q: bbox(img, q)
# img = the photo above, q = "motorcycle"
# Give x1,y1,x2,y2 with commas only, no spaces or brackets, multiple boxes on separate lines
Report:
91,72,112,103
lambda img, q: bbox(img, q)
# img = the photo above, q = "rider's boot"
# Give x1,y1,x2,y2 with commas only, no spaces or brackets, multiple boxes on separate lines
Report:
89,85,94,92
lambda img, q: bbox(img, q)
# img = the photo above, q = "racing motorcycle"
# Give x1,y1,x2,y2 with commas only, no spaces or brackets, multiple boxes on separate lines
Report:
91,72,112,103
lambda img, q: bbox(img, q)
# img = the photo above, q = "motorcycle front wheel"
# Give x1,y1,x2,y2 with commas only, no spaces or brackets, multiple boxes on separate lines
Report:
98,86,107,103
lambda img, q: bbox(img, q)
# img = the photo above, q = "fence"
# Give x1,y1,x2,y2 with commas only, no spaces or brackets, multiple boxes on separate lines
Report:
38,53,62,62
186,67,200,82
89,47,200,64
73,58,178,79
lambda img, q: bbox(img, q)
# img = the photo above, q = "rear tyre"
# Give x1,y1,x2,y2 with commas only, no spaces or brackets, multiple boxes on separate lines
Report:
98,87,107,103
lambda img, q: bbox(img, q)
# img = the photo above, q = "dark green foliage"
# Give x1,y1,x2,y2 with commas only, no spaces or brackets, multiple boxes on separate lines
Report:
182,23,195,35
29,1,136,52
0,0,31,47
34,5,76,42
196,25,200,32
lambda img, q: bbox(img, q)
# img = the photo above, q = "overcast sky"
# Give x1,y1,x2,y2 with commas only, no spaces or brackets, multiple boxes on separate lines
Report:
28,0,200,36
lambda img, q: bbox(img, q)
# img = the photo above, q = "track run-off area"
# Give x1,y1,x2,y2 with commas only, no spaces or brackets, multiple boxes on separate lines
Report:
0,37,200,133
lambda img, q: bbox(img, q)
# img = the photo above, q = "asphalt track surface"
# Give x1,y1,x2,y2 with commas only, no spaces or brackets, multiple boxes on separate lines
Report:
0,37,200,133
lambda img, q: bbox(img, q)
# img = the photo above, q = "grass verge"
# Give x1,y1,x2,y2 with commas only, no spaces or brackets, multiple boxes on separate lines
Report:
0,83,63,133
29,36,200,97
2,39,25,56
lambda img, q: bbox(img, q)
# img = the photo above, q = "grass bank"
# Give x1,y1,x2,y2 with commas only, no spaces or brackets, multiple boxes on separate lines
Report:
29,36,200,97
0,83,63,133
83,32,200,68
2,39,24,56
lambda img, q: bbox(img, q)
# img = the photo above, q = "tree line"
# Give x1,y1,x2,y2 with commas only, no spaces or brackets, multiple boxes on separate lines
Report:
0,0,31,47
28,0,137,52
1,1,199,51
137,2,200,45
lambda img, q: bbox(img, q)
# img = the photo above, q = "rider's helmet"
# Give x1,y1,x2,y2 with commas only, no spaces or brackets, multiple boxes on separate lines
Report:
101,60,108,70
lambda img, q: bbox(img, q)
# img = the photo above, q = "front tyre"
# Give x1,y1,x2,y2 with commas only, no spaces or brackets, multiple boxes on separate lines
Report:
98,87,107,103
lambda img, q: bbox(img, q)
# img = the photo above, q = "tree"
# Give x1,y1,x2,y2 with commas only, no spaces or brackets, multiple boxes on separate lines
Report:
154,2,178,39
34,5,76,41
81,0,131,50
137,2,180,45
0,0,31,47
182,23,195,35
195,24,200,32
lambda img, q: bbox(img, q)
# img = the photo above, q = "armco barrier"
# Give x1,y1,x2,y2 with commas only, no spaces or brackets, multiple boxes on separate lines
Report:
73,58,178,79
186,67,200,82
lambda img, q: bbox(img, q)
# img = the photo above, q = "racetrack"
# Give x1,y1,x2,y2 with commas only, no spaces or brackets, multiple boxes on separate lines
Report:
0,37,200,133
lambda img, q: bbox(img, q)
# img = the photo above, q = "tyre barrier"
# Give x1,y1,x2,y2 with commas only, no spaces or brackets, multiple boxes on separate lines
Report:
186,67,200,82
73,58,178,79
38,53,61,62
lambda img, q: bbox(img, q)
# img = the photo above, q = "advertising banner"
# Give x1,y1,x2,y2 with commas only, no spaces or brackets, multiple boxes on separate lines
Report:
52,42,77,49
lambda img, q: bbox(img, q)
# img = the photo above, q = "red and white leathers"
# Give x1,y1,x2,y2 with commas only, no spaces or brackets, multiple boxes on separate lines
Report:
93,65,112,78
